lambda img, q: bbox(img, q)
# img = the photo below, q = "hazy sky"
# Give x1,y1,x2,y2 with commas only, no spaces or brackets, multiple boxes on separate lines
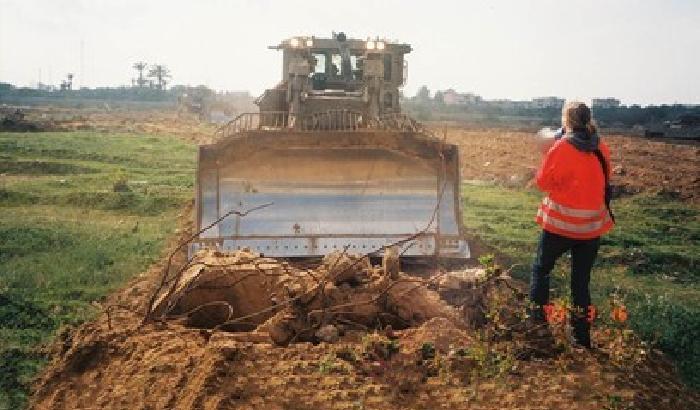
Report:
1,0,698,105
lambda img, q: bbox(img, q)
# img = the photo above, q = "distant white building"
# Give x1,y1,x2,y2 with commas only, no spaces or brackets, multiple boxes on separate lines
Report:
442,89,460,105
591,98,621,109
532,97,565,109
441,89,482,105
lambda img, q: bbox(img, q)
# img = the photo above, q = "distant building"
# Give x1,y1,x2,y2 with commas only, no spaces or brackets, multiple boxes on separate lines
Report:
490,99,521,109
441,89,459,105
462,92,482,105
436,92,570,110
592,98,621,109
441,89,483,105
36,82,57,92
532,97,565,109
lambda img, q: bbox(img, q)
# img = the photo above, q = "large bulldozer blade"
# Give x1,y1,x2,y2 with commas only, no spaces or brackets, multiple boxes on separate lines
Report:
191,131,469,258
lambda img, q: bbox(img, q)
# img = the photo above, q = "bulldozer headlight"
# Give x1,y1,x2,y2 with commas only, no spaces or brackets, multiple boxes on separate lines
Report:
376,41,385,50
366,40,375,50
305,39,313,47
290,38,300,47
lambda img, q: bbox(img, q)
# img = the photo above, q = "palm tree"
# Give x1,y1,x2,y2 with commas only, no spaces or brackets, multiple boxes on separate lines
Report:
133,62,148,87
148,64,171,90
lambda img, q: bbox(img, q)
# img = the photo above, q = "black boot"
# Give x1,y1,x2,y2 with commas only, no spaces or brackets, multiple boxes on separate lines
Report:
527,304,547,323
570,315,591,349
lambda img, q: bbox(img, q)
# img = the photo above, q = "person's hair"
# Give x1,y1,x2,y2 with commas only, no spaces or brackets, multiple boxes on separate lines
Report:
562,101,597,135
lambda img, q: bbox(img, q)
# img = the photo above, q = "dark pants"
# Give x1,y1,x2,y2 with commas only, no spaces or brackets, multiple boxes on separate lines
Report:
530,230,600,345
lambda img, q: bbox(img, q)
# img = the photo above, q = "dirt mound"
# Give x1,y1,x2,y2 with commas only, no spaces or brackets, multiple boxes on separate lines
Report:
146,249,462,346
30,244,700,409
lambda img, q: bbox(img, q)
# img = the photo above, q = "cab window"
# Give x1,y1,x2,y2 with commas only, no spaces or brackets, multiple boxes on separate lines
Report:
312,53,326,74
331,54,342,77
329,54,359,79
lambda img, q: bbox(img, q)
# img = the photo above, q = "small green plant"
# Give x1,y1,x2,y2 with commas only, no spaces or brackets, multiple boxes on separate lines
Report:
464,335,516,380
604,394,633,410
477,253,495,270
318,352,351,375
361,332,400,361
318,353,337,374
387,339,400,355
112,172,130,192
420,342,436,360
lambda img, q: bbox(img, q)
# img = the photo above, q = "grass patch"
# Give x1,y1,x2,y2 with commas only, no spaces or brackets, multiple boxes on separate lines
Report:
0,159,97,175
0,227,76,262
461,182,700,388
0,131,195,409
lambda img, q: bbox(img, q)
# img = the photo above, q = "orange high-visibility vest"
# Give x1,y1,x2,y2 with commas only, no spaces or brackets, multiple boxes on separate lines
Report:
535,139,614,239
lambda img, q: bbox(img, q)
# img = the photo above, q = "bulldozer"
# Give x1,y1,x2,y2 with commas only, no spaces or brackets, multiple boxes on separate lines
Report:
178,86,213,122
190,33,469,259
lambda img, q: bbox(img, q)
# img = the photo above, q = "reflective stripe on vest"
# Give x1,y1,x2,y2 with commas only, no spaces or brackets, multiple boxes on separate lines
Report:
541,197,605,218
537,196,612,236
536,208,611,234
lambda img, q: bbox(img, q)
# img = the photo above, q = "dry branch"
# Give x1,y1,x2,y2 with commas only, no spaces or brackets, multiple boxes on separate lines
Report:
141,202,273,326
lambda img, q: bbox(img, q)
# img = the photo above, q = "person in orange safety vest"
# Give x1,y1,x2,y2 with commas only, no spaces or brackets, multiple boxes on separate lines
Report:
530,101,614,348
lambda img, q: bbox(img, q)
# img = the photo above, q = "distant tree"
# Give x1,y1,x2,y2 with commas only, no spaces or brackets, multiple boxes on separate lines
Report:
148,64,171,90
434,90,445,105
133,62,148,88
415,85,431,102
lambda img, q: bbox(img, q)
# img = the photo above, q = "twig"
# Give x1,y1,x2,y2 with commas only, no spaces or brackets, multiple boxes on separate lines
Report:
141,202,273,326
166,300,234,323
105,306,112,330
212,298,294,331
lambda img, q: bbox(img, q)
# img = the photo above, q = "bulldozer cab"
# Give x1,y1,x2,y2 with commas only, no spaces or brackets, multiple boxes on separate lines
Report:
191,33,469,260
257,32,410,123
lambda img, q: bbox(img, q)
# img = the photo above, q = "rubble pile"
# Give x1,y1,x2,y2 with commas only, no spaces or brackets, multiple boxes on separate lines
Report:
149,249,465,346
